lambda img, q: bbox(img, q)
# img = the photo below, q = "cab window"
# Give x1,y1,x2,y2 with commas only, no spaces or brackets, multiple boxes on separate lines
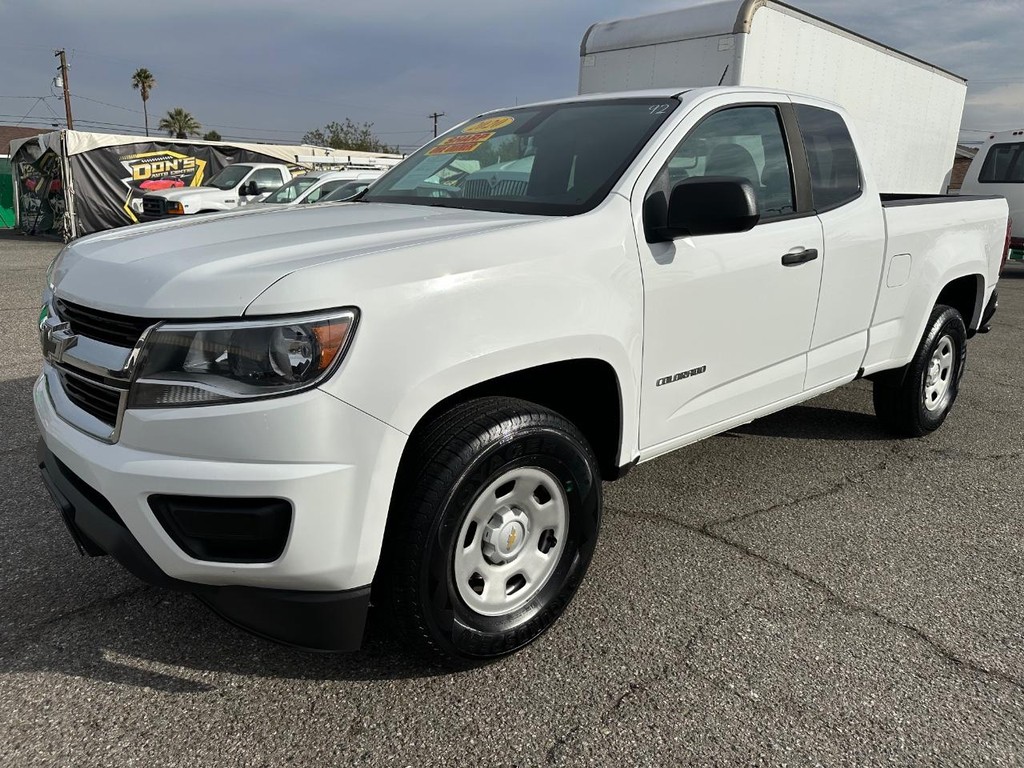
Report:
251,168,285,191
794,105,862,210
656,106,796,221
978,143,1024,183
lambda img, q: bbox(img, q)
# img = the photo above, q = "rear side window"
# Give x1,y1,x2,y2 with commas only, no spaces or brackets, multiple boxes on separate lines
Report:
978,143,1024,183
794,105,862,211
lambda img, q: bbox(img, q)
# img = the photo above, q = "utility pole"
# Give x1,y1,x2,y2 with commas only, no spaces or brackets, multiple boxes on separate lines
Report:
429,111,445,138
55,49,73,130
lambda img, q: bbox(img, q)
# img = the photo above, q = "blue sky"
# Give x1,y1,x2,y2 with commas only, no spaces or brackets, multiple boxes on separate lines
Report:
0,0,1020,149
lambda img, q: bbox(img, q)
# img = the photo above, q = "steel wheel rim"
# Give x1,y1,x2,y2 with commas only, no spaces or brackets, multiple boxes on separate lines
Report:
923,334,955,413
453,466,568,617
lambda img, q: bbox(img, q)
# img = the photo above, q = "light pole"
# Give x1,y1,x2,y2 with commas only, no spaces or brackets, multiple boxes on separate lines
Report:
54,49,74,130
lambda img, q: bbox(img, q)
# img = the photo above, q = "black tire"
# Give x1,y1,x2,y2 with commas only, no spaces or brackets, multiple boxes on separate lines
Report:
872,304,967,437
377,397,602,663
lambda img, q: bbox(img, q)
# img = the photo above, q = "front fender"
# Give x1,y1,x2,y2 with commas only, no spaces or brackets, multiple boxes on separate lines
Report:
247,196,646,468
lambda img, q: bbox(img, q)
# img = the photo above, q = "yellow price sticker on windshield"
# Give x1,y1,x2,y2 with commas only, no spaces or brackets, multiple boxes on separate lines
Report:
427,132,494,155
462,116,515,133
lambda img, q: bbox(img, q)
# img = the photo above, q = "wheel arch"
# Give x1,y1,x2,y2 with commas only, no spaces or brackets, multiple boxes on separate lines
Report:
935,273,985,332
400,358,628,483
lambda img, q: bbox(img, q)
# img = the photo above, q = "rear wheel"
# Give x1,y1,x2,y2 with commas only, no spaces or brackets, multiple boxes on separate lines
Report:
872,304,967,437
378,397,602,663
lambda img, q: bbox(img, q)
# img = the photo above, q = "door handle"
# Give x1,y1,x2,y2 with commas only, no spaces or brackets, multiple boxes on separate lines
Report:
781,248,819,266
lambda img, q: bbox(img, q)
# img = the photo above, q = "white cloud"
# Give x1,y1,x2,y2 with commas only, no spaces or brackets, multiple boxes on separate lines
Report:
965,83,1024,132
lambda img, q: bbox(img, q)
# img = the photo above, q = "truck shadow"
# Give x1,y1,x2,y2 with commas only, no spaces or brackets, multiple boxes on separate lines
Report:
730,403,890,442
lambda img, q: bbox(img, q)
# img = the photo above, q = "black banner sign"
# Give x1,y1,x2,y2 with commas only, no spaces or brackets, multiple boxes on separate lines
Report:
12,137,303,238
70,142,302,236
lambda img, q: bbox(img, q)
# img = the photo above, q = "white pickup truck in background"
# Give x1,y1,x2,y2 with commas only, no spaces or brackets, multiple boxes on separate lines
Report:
251,168,386,208
140,162,292,220
35,86,1008,663
958,129,1024,265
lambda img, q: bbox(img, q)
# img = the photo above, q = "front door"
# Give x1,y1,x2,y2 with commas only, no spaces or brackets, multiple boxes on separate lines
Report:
636,104,824,455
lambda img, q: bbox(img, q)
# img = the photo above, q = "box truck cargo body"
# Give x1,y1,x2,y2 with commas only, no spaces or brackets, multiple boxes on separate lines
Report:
579,0,967,194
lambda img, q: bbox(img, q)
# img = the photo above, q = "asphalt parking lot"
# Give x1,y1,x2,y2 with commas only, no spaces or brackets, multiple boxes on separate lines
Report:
1,231,1022,766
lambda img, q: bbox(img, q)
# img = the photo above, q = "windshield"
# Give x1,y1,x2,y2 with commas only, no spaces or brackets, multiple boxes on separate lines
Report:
204,165,253,190
362,98,678,215
263,176,320,204
319,180,370,202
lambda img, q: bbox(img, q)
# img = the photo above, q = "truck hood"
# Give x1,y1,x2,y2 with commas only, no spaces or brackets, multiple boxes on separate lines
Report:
52,203,541,317
143,186,229,202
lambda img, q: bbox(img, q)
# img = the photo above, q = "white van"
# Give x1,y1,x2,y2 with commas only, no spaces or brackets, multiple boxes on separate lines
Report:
959,129,1024,262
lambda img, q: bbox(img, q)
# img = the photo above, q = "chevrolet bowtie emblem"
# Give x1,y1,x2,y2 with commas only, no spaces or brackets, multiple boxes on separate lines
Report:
41,320,78,364
506,528,518,550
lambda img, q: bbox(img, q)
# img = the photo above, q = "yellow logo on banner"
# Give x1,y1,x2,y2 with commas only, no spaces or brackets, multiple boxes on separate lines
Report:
123,150,206,184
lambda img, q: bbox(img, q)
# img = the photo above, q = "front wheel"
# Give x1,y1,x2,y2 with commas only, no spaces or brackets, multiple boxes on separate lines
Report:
872,304,967,437
377,397,602,663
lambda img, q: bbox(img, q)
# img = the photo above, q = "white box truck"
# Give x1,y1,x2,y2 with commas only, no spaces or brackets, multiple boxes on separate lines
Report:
578,0,967,194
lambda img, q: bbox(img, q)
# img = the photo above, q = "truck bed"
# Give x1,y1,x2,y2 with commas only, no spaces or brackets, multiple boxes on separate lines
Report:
861,194,1008,375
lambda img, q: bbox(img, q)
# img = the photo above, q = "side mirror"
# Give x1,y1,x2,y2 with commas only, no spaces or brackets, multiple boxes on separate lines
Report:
239,180,257,197
648,177,760,242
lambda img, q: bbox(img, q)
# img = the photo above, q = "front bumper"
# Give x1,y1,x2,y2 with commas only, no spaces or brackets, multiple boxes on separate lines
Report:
38,440,370,650
33,371,408,650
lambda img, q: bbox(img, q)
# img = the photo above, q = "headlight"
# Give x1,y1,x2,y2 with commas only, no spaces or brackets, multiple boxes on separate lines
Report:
39,291,51,329
166,202,185,215
46,248,64,290
128,309,358,408
40,251,62,326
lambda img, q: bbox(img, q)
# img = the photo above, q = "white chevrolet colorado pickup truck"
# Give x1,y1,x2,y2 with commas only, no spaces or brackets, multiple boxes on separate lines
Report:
35,88,1008,663
140,162,291,220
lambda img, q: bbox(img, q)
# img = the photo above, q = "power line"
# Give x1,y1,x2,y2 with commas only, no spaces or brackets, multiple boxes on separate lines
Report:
16,90,435,138
375,129,439,136
12,98,45,127
0,113,144,132
72,93,144,114
41,97,63,123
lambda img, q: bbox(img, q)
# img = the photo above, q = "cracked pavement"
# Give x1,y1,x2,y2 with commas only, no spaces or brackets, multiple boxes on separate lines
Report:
1,233,1023,766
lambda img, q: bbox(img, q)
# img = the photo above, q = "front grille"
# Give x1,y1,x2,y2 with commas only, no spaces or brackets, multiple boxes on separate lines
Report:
54,298,153,348
60,371,122,427
142,196,163,217
463,178,529,199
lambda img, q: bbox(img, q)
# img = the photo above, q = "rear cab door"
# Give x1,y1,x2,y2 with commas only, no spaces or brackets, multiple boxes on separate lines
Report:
791,99,886,390
630,92,825,457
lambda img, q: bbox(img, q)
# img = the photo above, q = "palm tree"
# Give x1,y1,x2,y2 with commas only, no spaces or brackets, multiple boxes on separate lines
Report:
130,68,156,137
158,107,201,140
